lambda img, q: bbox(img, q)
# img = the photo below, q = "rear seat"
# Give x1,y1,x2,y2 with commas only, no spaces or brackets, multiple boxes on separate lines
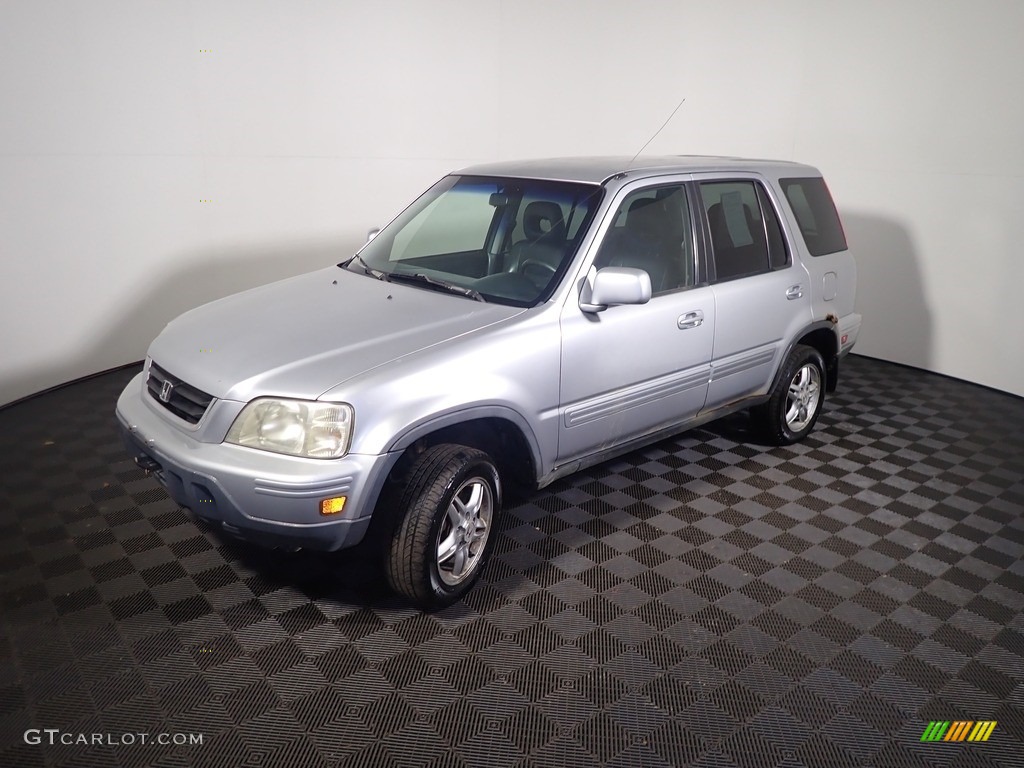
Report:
707,201,768,280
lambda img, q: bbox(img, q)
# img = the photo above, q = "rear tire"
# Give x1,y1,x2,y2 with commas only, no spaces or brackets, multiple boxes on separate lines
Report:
384,443,500,610
754,345,826,445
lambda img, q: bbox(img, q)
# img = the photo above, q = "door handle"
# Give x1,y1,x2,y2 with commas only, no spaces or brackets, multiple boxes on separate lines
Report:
677,310,704,329
786,285,803,300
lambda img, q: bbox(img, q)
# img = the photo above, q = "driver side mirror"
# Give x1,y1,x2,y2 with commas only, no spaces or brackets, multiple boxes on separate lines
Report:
366,228,380,243
579,267,652,313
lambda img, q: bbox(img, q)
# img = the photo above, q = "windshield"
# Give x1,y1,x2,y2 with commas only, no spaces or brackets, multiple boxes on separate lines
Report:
346,175,603,306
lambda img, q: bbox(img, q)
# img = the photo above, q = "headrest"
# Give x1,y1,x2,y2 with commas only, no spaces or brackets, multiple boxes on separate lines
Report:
626,197,667,238
708,201,758,248
523,201,566,242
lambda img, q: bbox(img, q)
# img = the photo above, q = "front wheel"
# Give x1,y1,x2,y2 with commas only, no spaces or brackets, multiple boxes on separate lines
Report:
753,345,826,445
385,444,501,609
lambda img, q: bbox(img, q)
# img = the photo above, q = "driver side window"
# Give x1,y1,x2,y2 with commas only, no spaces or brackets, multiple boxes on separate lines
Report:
593,185,694,296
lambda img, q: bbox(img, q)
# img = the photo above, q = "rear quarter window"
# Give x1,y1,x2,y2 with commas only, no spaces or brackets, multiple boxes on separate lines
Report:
779,177,848,256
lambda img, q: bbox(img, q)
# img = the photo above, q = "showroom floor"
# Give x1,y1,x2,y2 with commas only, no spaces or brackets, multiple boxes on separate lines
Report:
1,356,1022,768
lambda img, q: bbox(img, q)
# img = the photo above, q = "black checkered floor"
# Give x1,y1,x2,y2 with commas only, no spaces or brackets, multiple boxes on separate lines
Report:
1,355,1022,767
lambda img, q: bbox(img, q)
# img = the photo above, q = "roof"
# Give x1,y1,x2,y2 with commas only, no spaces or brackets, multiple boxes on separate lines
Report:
456,155,816,185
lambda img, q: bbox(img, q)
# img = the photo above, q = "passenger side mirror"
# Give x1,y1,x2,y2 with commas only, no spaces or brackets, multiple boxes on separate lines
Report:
366,228,380,243
579,267,652,313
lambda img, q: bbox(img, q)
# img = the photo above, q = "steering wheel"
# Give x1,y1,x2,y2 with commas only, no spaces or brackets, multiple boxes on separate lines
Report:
519,258,558,286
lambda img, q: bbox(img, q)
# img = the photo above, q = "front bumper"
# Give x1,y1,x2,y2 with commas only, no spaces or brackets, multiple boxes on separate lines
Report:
115,372,399,552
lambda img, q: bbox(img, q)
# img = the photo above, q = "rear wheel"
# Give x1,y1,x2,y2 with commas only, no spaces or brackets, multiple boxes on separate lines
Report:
754,345,826,445
385,444,500,609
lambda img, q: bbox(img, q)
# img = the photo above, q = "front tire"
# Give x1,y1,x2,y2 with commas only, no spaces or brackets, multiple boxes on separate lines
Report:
385,444,501,609
754,345,826,445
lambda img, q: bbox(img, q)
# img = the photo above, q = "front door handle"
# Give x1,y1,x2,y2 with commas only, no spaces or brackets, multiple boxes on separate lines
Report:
786,284,803,300
677,310,704,329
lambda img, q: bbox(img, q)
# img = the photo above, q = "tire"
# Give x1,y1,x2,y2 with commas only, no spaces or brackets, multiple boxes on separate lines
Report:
385,443,501,609
754,345,826,446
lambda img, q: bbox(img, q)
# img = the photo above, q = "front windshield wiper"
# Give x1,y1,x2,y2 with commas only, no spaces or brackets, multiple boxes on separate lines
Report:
388,272,486,302
342,253,390,282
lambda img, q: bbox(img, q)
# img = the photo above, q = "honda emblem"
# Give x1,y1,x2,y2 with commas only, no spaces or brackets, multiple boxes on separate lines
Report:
159,380,174,403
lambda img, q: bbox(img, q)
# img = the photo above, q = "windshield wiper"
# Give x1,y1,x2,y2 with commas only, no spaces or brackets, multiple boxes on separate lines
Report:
388,272,486,302
342,254,390,282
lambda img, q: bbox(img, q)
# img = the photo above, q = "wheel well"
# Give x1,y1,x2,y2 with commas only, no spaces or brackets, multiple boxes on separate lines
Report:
796,327,839,392
391,418,537,496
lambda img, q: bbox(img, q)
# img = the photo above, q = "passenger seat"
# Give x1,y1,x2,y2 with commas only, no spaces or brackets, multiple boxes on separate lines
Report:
595,198,685,293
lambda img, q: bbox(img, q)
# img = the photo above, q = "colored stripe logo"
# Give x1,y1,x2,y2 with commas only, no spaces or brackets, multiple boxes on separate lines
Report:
921,721,997,742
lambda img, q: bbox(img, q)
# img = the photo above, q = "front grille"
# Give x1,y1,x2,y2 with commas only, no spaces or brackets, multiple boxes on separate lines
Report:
146,362,214,424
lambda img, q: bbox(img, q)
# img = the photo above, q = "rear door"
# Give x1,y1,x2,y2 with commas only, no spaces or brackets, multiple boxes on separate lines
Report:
695,175,812,411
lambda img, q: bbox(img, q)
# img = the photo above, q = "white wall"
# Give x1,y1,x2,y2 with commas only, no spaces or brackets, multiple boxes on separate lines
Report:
2,0,1022,405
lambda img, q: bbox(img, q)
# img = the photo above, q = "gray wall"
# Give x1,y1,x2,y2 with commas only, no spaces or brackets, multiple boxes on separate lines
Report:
2,0,1022,405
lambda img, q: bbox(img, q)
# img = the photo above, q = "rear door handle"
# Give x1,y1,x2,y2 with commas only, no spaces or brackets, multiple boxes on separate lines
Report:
786,285,803,300
677,310,704,329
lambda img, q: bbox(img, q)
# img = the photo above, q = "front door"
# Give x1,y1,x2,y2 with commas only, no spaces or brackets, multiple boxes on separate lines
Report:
557,181,714,463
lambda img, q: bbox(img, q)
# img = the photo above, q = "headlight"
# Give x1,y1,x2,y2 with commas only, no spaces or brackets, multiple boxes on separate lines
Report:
225,398,354,459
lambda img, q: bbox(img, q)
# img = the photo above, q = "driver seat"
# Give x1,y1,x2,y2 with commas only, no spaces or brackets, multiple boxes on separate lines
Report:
505,201,566,282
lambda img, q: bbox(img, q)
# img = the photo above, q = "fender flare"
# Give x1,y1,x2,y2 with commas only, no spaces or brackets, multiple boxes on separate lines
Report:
385,404,546,480
769,320,840,393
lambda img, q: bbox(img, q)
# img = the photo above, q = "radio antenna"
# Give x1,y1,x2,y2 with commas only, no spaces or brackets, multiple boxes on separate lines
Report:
628,97,686,167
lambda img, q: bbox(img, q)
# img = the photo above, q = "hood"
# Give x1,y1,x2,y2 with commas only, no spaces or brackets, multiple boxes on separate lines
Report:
146,266,524,402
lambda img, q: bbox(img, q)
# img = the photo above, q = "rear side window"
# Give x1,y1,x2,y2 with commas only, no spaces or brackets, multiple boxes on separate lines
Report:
779,177,848,256
699,180,788,282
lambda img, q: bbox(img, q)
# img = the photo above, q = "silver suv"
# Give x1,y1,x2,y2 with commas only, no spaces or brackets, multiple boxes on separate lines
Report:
116,156,861,608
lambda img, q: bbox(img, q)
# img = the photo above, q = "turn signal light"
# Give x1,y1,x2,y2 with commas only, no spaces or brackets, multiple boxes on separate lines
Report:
320,496,347,515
